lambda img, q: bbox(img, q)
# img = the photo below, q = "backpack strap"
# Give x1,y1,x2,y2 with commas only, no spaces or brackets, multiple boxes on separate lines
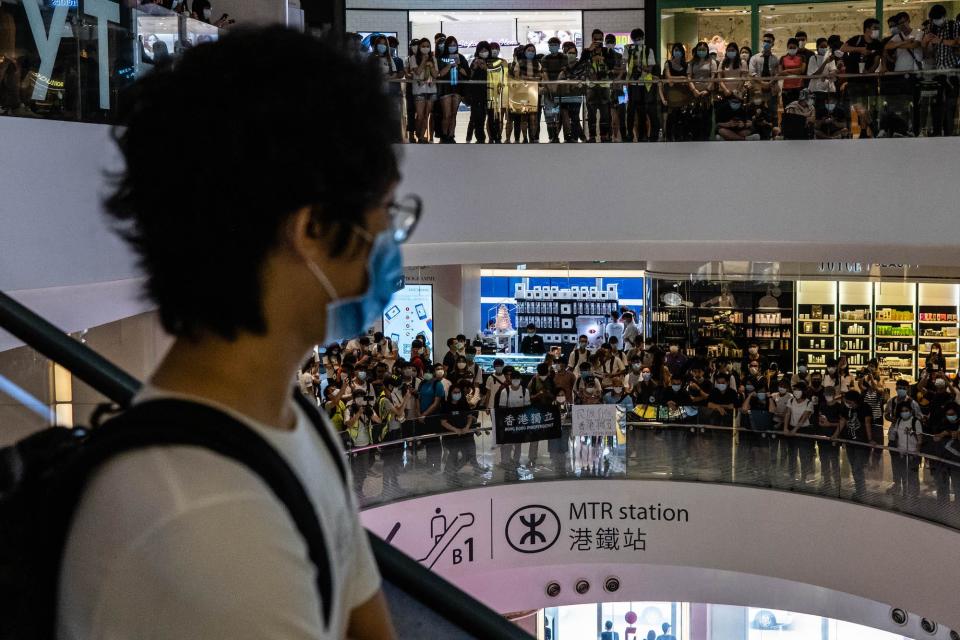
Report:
63,392,342,630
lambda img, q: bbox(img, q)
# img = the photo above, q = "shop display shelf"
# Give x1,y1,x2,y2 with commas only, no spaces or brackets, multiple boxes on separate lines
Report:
919,320,959,324
921,335,959,340
876,335,916,339
797,348,834,352
796,333,835,338
840,333,872,337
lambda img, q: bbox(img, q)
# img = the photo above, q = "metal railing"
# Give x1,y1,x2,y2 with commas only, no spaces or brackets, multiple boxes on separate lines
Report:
0,290,532,640
340,406,960,532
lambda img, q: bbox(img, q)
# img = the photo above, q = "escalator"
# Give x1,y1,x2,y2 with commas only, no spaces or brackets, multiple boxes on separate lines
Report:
0,290,532,640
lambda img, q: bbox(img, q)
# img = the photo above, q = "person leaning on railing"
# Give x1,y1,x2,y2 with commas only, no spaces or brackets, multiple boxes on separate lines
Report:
558,42,589,143
436,36,470,143
923,4,960,137
406,38,438,144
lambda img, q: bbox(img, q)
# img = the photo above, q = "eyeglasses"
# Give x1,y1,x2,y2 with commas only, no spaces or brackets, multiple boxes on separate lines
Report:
387,194,422,244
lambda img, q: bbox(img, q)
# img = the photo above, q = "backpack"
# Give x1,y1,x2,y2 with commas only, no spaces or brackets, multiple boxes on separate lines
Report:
0,390,345,640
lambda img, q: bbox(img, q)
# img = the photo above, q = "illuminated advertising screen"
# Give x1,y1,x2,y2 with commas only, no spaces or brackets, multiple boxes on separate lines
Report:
384,284,434,362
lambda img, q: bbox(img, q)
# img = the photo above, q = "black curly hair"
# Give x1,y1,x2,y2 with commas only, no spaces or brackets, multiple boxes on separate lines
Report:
106,27,400,340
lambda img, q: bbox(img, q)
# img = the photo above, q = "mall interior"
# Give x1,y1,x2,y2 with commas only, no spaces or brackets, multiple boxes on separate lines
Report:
1,0,960,639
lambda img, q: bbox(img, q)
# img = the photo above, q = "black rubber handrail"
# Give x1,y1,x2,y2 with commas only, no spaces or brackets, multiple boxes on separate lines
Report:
0,289,532,640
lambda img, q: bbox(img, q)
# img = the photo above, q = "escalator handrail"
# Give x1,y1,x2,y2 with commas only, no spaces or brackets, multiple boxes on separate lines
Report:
0,290,533,640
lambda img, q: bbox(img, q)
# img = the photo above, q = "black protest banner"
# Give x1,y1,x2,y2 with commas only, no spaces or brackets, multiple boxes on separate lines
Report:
494,405,562,444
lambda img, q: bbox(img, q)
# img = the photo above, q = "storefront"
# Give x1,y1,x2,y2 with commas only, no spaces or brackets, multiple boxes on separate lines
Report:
344,0,645,59
657,0,958,62
463,263,960,383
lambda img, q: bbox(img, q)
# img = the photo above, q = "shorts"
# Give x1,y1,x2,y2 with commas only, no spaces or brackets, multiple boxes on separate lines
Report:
414,93,436,102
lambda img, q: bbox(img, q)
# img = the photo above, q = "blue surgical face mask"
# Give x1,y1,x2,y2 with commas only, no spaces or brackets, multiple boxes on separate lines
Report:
897,388,907,397
900,410,912,419
716,383,728,392
763,41,773,50
376,43,387,55
757,392,767,401
948,414,958,423
452,393,462,402
696,49,708,58
730,101,741,110
525,51,536,60
306,229,404,345
671,384,682,392
448,45,458,54
549,44,560,54
673,50,684,59
826,103,836,112
818,47,828,56
726,50,737,59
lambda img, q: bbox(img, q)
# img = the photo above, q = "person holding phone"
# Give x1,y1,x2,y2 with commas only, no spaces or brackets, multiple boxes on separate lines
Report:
407,38,438,143
436,36,470,143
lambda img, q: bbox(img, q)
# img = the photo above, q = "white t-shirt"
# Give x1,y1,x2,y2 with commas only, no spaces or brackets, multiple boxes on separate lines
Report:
787,396,813,428
485,373,507,409
496,384,530,408
604,321,625,345
893,30,924,72
58,387,380,640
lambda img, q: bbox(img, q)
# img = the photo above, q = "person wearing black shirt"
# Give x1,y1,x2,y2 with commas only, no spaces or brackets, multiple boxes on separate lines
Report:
707,372,739,427
716,95,755,140
519,323,546,355
835,390,872,500
661,373,692,473
581,29,614,142
541,37,568,143
439,382,477,477
926,401,960,506
843,18,884,137
817,386,843,490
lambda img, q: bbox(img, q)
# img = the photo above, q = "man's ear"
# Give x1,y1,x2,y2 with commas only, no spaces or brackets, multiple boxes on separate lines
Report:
286,206,323,262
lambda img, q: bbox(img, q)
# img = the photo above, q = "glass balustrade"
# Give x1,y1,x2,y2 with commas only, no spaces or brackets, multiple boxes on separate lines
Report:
341,407,960,533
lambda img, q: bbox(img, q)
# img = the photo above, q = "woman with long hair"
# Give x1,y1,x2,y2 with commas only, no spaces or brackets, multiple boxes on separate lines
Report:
407,38,438,143
436,35,470,143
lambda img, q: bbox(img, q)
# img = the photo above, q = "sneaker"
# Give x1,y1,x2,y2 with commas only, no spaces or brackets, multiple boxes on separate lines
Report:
715,135,725,141
746,133,761,141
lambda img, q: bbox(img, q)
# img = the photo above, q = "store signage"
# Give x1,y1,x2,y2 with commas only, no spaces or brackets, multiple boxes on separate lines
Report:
571,403,619,437
383,283,434,362
493,406,561,444
816,262,917,274
23,0,119,109
364,481,691,577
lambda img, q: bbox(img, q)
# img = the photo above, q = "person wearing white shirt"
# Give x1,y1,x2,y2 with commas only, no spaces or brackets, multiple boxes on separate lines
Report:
604,310,625,348
749,33,781,126
887,400,924,497
621,311,640,350
494,367,530,470
568,335,593,372
484,359,507,411
806,37,837,109
784,382,815,485
885,11,925,134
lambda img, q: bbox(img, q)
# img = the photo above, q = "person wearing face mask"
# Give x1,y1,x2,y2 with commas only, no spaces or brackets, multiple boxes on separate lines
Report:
484,43,507,143
495,367,531,471
525,362,558,468
922,5,959,137
540,37,568,143
887,400,924,498
884,379,921,422
794,31,813,67
920,371,954,425
558,42,589,142
465,41,492,144
407,38,439,143
778,38,806,108
552,361,576,404
859,373,885,478
509,44,544,143
719,42,748,101
715,90,756,140
813,386,842,490
449,354,473,386
370,35,403,113
519,323,546,354
929,402,960,507
579,29,614,143
574,363,604,405
439,382,479,477
842,18,883,137
664,342,688,376
659,43,693,141
397,362,422,436
688,41,717,141
707,372,739,429
807,38,838,111
749,33,781,129
782,88,815,139
833,390,873,500
417,364,447,472
569,335,593,370
603,34,627,142
436,36,470,143
377,376,408,494
814,94,850,138
409,338,430,376
484,358,508,413
884,11,924,136
783,382,814,485
442,337,460,371
349,365,371,401
925,343,947,371
635,366,662,419
344,392,382,496
624,28,659,142
191,0,211,23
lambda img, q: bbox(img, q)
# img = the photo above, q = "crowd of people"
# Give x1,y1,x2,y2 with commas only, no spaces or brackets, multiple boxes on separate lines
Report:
300,318,960,508
350,5,960,143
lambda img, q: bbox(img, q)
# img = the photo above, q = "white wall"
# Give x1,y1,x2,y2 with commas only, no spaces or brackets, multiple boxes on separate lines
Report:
362,479,960,634
583,9,645,37
345,9,408,50
396,139,960,267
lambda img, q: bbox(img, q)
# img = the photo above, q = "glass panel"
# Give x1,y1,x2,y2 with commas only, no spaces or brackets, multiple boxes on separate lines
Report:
758,1,876,57
660,6,753,68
